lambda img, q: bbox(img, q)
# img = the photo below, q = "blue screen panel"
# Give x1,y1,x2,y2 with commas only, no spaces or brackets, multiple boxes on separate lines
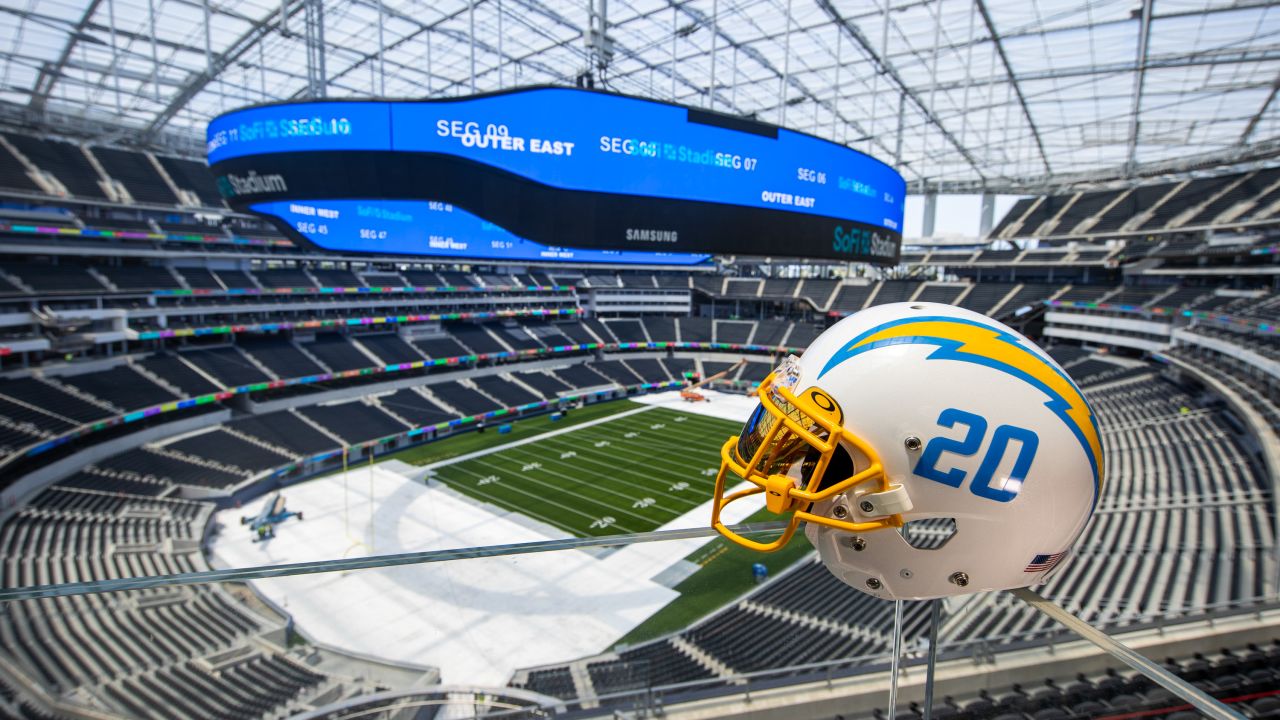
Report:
207,102,392,161
250,199,713,266
208,87,906,263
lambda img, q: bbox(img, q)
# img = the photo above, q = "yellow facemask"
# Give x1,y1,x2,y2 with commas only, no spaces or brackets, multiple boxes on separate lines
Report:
711,362,903,552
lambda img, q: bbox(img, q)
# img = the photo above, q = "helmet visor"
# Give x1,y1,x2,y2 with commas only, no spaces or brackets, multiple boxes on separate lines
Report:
734,374,833,484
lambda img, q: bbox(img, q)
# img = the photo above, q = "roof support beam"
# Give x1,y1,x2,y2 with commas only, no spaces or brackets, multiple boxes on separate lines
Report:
914,45,1280,93
1239,70,1280,146
1126,0,1154,174
814,0,987,181
28,0,105,113
885,0,1276,72
974,0,1051,176
143,0,306,138
301,0,576,101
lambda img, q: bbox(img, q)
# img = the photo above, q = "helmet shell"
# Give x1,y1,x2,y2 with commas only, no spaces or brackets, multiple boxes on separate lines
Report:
797,302,1103,599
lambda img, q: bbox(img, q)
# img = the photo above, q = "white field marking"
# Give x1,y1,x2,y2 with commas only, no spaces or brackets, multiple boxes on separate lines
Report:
525,413,734,467
529,431,725,479
494,440,721,517
535,412,737,450
483,412,731,478
701,468,718,476
594,440,611,448
624,431,639,439
477,474,500,486
589,516,616,529
473,448,685,520
429,407,734,530
435,415,727,499
441,462,636,532
669,481,690,492
495,441,714,508
632,497,656,509
457,456,662,526
560,451,577,459
506,445,723,513
420,403,662,471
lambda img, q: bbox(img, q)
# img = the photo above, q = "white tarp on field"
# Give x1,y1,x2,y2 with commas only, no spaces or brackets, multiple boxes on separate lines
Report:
207,392,757,684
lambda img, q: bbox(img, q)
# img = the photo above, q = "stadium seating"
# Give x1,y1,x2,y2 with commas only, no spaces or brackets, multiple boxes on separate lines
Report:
471,375,541,407
356,334,425,364
3,263,107,293
413,335,472,359
450,325,508,355
551,364,613,390
513,370,574,398
98,264,183,291
298,402,408,444
507,364,1276,702
55,366,177,411
181,347,271,386
136,356,223,397
240,337,326,378
0,483,328,716
2,133,1279,720
93,147,179,205
156,155,224,206
227,410,338,457
377,389,455,426
5,134,109,199
431,380,505,416
305,335,374,372
95,447,247,488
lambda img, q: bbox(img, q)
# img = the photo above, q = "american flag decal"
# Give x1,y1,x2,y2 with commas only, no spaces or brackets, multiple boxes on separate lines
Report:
1025,551,1067,573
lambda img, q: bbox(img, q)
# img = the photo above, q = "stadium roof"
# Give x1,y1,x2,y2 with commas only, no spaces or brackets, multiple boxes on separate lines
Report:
1,0,1278,192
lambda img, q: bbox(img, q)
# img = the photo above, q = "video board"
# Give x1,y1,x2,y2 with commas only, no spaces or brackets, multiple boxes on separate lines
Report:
252,199,712,265
209,87,905,263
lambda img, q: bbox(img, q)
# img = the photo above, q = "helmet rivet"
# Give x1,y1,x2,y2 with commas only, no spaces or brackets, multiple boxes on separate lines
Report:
900,568,913,579
949,571,970,587
832,505,849,519
858,500,875,513
904,436,922,452
850,537,867,551
866,578,882,590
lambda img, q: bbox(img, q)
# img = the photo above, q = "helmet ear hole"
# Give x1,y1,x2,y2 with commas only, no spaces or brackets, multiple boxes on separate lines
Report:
900,518,959,550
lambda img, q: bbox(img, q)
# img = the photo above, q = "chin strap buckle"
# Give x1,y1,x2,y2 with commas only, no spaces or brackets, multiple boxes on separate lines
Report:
859,484,913,517
764,474,798,514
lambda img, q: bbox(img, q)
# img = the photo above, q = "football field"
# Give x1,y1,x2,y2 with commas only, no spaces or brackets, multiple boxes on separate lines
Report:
425,405,742,537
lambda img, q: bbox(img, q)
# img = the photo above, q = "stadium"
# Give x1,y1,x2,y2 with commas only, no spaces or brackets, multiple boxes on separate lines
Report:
0,0,1279,718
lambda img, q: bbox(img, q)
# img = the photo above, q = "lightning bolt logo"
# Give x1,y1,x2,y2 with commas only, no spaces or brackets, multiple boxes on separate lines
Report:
818,316,1104,497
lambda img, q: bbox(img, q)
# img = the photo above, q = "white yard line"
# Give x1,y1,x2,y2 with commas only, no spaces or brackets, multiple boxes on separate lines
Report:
421,404,662,471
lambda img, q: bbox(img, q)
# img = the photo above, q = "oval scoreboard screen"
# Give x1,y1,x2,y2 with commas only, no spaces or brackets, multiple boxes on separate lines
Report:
208,86,906,264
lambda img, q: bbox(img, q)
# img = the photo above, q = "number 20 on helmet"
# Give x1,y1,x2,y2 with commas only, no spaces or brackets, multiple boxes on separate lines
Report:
711,302,1104,600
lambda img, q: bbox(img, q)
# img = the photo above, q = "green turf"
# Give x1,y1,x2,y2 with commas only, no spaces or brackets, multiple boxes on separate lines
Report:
386,401,640,467
612,507,814,648
384,396,812,649
427,405,741,537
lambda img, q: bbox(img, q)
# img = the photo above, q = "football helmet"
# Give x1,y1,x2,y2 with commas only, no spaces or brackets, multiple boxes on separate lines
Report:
711,302,1103,599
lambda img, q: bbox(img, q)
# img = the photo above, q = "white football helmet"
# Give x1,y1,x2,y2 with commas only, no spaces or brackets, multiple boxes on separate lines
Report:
711,302,1103,599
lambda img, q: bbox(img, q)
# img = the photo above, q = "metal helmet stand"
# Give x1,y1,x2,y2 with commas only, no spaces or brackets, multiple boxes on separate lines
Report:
882,588,1247,720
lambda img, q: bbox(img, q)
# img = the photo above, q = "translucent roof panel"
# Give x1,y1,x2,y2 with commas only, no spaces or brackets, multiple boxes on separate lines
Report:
1,0,1276,191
